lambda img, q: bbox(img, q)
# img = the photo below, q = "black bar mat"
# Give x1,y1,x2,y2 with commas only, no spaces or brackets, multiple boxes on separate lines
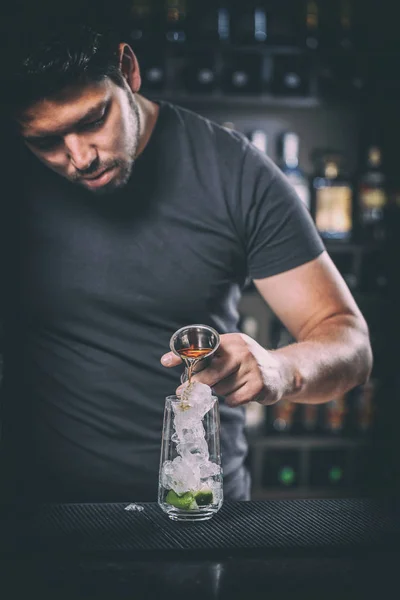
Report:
1,499,399,557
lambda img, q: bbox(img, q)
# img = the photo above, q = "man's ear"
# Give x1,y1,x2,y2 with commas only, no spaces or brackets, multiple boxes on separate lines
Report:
118,43,141,93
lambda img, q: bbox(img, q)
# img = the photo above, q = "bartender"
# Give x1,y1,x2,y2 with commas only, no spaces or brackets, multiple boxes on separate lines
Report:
0,19,372,504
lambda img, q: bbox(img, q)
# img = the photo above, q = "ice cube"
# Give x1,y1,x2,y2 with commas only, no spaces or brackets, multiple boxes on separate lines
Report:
176,382,216,419
199,461,221,478
162,456,201,494
177,436,209,459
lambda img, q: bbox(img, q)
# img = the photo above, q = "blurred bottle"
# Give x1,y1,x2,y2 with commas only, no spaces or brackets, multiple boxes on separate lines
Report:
188,0,230,44
165,0,187,43
248,130,268,154
182,51,217,93
245,401,266,434
324,394,347,434
271,54,311,97
241,311,267,435
317,1,365,101
262,450,300,489
268,399,297,433
357,145,387,243
321,0,354,52
386,173,400,243
267,0,301,47
336,0,356,51
277,132,310,210
312,151,353,241
138,50,166,92
318,53,366,103
303,0,321,50
310,449,348,488
231,1,267,46
302,403,319,433
356,380,376,433
221,52,270,94
129,0,159,45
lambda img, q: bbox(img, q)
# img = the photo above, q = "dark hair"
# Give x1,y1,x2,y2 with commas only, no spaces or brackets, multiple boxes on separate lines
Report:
1,21,126,117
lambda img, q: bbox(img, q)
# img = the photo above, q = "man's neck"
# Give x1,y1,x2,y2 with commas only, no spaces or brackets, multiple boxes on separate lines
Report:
135,95,160,159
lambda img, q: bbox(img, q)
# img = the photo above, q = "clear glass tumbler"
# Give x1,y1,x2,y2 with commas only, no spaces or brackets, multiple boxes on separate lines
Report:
158,394,223,521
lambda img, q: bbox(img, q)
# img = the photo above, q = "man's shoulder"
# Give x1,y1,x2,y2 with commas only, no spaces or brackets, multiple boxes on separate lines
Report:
159,100,249,152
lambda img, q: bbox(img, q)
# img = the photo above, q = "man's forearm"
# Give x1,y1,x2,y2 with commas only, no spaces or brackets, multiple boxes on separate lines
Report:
272,314,373,404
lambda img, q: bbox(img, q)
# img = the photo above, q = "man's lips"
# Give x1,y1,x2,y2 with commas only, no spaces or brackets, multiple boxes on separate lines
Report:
82,168,110,181
80,167,116,189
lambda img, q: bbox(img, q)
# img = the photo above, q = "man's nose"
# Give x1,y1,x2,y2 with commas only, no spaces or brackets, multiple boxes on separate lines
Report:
64,134,97,171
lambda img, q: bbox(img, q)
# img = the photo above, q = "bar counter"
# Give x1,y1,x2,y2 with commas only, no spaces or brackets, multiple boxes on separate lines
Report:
1,498,399,599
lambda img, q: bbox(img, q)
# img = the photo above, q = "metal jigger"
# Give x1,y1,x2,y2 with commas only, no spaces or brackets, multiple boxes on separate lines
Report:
170,324,221,384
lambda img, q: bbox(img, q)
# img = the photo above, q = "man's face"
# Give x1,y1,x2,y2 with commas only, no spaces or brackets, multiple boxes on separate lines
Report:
18,78,140,195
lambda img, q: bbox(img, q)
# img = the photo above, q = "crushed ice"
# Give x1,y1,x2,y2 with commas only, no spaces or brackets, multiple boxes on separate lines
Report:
161,381,222,496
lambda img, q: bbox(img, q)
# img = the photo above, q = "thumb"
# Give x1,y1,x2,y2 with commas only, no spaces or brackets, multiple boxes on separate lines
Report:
160,351,182,367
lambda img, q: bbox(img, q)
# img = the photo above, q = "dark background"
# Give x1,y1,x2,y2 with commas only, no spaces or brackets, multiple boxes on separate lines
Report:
1,0,400,501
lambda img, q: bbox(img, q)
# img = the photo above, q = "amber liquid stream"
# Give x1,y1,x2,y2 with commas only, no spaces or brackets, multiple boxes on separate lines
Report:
177,347,212,383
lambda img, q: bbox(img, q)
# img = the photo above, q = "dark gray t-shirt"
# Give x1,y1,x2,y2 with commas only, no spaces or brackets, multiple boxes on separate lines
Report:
0,101,324,502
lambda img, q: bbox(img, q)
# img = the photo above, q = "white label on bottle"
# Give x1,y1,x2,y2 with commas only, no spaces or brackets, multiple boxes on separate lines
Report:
359,187,387,209
316,186,352,236
293,183,310,210
249,131,268,154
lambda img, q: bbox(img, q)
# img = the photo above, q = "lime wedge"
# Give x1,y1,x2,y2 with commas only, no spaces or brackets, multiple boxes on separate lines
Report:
194,488,214,506
165,490,196,509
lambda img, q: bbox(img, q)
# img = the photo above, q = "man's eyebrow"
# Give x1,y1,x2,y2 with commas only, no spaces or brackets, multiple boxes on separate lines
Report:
23,99,110,142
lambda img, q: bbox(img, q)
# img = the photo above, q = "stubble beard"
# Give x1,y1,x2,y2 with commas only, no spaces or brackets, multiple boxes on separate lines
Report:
81,90,141,196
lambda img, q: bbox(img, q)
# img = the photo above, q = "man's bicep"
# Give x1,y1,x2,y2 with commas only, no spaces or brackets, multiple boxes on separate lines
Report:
253,251,368,342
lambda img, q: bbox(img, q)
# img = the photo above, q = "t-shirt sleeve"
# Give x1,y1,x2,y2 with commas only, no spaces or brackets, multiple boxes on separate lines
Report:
239,141,325,280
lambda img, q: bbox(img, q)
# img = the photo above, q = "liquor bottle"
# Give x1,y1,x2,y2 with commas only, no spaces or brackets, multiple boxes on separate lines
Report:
386,173,400,243
231,1,267,46
277,132,310,210
319,0,354,52
324,394,347,434
165,0,187,43
310,449,347,487
188,0,230,44
271,54,311,97
302,404,319,433
312,151,353,241
304,0,320,50
262,451,300,489
318,53,366,103
267,0,301,47
138,49,166,92
248,130,268,154
357,145,387,242
242,310,265,436
355,380,376,433
244,401,266,434
221,52,267,94
182,51,217,93
269,399,297,433
130,0,157,45
337,0,355,51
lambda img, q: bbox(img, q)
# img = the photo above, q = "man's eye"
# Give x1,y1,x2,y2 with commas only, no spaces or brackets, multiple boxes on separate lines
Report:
31,137,60,151
81,116,105,131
